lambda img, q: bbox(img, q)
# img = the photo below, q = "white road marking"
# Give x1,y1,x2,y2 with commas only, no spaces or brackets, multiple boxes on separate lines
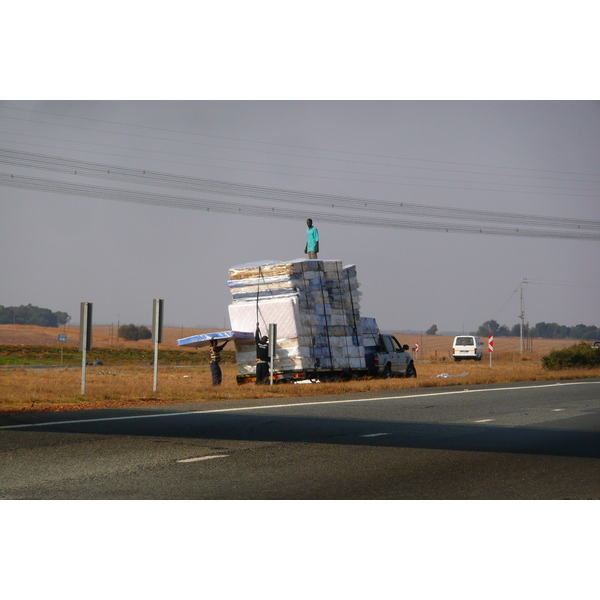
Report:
361,433,390,438
177,455,228,463
1,381,598,430
551,408,566,412
474,419,495,423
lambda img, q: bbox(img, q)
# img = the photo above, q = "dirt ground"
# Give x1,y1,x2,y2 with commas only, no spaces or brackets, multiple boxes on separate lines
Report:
2,324,597,416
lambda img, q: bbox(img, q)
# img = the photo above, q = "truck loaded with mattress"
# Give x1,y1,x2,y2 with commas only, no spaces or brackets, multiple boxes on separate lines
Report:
178,258,416,383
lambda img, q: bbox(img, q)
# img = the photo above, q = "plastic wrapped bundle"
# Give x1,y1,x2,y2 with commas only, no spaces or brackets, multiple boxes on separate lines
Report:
228,259,367,374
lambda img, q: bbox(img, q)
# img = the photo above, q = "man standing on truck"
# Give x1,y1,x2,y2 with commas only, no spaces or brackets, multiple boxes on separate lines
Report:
255,323,270,384
209,338,228,385
304,218,319,259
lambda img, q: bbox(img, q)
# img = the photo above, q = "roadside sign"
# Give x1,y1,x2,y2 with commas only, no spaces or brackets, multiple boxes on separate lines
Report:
152,298,164,343
80,302,93,394
414,343,419,353
488,335,494,351
58,333,67,366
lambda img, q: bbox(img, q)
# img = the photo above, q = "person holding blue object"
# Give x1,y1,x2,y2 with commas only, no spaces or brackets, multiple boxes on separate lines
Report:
304,218,319,259
209,339,228,385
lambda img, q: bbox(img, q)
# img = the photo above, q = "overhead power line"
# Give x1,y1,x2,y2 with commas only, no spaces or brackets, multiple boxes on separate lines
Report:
524,279,600,288
2,137,599,198
4,133,600,198
2,125,600,200
2,171,600,241
4,105,600,182
2,148,599,233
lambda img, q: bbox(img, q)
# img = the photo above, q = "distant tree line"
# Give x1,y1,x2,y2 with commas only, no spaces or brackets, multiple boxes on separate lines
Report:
0,304,71,328
118,324,152,341
476,319,598,340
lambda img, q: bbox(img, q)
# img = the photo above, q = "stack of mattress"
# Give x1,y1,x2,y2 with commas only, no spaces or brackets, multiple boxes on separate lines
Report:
227,259,372,375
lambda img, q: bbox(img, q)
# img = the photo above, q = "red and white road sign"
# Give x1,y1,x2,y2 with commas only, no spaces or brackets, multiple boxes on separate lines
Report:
415,343,419,352
488,335,494,352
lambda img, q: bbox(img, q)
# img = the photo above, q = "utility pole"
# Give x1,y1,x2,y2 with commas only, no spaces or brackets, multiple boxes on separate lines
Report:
519,278,528,354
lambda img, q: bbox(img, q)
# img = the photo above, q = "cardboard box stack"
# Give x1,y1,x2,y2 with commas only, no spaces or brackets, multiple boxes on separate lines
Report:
227,259,368,376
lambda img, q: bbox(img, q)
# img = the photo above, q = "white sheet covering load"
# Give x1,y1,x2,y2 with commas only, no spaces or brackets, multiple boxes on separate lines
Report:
227,259,373,375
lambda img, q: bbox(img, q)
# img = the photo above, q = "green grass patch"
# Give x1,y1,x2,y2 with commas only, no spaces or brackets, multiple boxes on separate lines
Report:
0,344,236,366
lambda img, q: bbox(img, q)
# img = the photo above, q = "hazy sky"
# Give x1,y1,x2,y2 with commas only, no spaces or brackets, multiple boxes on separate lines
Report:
1,100,599,333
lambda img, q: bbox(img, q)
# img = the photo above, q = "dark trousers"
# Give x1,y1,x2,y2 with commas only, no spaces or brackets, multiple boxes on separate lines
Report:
210,362,222,385
256,361,269,384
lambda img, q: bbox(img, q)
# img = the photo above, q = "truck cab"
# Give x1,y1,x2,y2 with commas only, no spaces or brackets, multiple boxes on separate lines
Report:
365,334,416,378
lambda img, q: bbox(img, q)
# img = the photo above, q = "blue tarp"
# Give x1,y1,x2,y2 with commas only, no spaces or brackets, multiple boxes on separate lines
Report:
177,330,254,349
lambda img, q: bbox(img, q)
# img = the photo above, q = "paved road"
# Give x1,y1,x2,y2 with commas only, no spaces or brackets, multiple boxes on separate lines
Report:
1,380,599,499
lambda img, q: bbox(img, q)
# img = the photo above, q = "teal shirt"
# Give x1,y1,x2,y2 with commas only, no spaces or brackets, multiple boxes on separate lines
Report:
306,226,319,252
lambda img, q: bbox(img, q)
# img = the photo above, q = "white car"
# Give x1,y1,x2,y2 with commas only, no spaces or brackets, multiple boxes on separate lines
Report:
453,335,483,361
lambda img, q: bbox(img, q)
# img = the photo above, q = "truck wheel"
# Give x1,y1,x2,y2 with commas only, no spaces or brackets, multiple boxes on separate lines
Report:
383,364,392,378
405,363,417,378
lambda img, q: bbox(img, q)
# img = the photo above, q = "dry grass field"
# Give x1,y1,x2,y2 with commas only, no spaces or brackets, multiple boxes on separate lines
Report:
1,325,599,415
0,323,211,349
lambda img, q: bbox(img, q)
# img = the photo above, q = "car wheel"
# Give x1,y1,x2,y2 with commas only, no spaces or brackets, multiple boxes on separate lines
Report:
383,363,392,378
405,362,417,378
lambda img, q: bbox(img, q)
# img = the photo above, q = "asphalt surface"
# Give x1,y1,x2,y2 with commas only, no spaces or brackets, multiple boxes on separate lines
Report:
1,379,599,499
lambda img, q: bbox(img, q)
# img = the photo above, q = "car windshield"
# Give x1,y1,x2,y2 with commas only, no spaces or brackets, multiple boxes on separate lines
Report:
456,337,474,346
